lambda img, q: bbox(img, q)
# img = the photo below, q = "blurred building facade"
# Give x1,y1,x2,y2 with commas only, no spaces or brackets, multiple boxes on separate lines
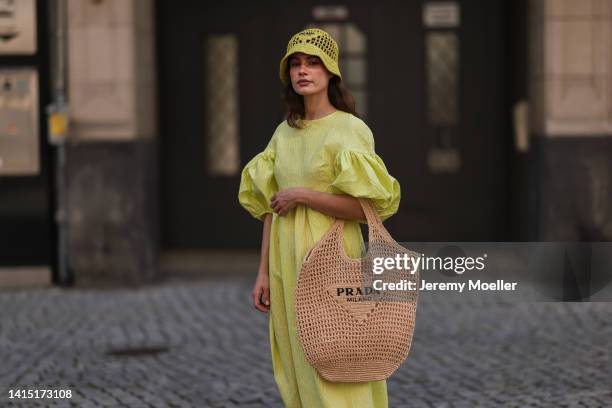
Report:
0,0,610,286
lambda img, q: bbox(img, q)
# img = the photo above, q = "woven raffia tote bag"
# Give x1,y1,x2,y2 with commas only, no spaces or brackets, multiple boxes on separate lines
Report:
295,198,420,383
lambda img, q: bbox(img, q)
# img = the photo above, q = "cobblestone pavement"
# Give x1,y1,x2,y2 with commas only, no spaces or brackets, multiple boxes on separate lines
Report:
0,276,611,407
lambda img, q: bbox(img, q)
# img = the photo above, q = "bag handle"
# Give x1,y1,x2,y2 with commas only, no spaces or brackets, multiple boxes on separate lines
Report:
337,198,394,246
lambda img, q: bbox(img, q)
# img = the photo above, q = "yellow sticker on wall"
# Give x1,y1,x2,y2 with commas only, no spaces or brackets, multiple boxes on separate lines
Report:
49,111,68,141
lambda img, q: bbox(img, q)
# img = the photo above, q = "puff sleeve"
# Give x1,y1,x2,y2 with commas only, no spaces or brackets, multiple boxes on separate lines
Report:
238,138,278,221
330,120,401,222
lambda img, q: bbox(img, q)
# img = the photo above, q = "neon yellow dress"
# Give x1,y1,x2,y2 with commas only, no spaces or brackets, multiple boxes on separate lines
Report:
238,110,400,408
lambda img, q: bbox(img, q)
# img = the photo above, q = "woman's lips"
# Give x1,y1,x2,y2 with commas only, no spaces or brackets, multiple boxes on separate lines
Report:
298,81,311,86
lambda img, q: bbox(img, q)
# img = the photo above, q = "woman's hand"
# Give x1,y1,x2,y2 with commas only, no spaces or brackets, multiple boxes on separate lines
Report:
252,268,270,313
271,187,308,216
273,188,365,221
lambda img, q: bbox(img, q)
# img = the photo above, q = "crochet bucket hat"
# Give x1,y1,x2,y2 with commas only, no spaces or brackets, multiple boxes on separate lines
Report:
279,28,342,86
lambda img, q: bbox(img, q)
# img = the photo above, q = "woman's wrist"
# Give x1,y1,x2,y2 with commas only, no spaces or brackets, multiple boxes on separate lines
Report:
297,188,314,206
258,264,269,276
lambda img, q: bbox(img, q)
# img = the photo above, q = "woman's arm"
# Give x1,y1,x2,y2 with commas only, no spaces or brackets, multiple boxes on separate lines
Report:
252,213,272,313
259,212,272,270
271,187,365,221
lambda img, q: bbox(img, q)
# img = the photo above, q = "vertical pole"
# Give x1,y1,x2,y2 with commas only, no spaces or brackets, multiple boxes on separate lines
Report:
49,0,71,285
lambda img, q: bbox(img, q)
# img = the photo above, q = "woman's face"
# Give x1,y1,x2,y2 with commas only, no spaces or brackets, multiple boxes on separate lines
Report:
288,53,333,96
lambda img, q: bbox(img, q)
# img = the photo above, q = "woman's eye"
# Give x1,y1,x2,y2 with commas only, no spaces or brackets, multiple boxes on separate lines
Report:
289,59,318,68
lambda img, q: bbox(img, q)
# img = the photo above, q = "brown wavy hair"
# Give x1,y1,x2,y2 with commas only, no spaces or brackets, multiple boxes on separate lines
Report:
282,58,358,129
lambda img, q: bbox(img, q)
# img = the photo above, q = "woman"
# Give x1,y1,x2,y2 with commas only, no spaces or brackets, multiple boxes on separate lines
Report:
238,28,400,408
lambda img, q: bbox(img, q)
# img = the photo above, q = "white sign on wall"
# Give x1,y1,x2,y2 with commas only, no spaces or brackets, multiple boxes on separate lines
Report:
0,0,37,55
312,5,349,21
423,2,461,28
0,68,39,176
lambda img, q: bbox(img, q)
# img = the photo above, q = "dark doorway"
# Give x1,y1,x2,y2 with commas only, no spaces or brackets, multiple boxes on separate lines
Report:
0,0,54,272
157,1,287,249
158,0,511,249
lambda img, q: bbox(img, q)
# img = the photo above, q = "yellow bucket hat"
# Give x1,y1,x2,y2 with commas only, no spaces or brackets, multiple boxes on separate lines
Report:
279,28,342,86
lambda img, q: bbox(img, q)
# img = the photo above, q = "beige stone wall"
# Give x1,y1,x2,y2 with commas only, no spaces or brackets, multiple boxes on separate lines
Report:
529,0,612,136
67,0,156,141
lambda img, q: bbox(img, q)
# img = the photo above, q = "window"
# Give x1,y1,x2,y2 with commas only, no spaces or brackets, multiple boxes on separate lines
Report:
426,31,459,125
307,22,368,118
204,34,239,176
